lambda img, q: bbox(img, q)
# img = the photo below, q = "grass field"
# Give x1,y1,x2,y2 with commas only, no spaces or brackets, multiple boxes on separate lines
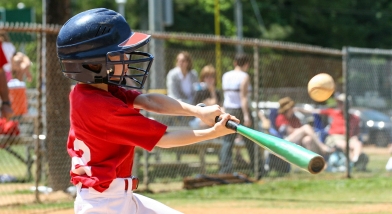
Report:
1,145,391,214
142,176,392,214
0,145,33,180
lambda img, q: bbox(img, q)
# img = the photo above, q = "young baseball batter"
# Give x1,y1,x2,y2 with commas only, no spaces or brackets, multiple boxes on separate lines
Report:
56,8,238,214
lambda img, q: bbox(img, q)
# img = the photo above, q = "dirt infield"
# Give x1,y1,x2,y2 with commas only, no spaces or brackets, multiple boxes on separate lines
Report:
42,202,392,214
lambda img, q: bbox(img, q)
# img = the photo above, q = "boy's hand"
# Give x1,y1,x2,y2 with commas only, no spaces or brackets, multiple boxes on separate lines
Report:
214,113,238,135
197,104,239,127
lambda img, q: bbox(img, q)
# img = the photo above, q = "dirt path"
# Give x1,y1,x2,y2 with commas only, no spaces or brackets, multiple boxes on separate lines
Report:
42,202,392,214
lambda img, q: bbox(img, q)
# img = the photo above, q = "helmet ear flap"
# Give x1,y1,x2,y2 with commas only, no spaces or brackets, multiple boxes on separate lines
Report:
82,64,102,73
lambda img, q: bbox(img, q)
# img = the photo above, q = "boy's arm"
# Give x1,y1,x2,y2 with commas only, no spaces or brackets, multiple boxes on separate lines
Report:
156,113,236,148
134,93,239,127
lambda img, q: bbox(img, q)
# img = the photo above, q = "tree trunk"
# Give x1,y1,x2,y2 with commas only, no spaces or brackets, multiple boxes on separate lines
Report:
45,0,71,191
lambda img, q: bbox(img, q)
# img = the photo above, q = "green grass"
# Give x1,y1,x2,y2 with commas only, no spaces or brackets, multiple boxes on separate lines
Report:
146,176,392,202
0,145,33,179
142,175,392,211
3,175,391,213
1,146,391,213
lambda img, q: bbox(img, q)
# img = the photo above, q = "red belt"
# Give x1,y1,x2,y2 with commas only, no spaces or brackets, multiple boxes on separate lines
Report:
81,177,139,191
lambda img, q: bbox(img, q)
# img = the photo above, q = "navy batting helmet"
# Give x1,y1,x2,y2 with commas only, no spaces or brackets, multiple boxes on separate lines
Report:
57,8,153,89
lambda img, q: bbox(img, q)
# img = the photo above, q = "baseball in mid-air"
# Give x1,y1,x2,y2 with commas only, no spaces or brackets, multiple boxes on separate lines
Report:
307,73,335,102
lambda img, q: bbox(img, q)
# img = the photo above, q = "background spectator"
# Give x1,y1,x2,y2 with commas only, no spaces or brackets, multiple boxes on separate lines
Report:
11,52,32,82
0,31,32,83
192,64,222,107
190,64,222,128
299,93,368,171
0,31,15,82
166,51,198,104
275,96,333,156
0,41,13,120
220,53,262,175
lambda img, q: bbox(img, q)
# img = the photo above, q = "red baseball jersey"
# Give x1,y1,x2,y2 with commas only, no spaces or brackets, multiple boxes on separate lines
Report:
0,42,8,68
67,84,167,192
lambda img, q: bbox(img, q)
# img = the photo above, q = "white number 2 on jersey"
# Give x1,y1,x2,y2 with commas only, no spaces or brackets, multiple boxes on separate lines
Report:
71,138,92,176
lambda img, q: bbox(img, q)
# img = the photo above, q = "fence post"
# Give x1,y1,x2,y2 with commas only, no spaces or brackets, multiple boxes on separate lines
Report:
33,30,42,203
342,46,351,179
253,45,260,179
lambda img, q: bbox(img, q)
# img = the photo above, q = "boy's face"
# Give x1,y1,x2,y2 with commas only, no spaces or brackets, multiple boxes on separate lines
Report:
107,53,138,88
108,54,129,81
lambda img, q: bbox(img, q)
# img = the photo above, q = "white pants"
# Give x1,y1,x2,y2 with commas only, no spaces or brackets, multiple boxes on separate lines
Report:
74,178,183,214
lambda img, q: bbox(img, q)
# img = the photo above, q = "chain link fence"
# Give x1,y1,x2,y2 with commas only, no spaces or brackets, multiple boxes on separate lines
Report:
344,47,392,174
0,23,390,213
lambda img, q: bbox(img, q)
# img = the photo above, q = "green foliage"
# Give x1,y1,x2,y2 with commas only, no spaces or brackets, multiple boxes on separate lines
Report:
263,24,293,40
2,0,392,49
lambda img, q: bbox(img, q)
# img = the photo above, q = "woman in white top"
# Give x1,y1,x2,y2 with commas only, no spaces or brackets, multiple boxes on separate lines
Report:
220,53,262,176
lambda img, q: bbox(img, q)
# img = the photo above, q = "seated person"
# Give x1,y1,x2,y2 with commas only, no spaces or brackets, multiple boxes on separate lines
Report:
192,64,222,107
320,94,366,168
299,93,368,171
275,97,333,156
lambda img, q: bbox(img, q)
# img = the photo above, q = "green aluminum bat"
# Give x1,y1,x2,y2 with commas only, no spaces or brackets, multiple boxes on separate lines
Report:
217,118,325,174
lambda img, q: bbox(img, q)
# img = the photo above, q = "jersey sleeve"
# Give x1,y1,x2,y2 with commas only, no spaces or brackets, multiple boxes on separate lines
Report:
106,108,167,151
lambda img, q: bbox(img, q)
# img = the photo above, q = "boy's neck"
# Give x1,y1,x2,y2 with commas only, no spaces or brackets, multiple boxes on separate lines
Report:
80,82,108,91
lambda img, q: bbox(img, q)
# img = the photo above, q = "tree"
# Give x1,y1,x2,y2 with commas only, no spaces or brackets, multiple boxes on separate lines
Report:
45,0,71,191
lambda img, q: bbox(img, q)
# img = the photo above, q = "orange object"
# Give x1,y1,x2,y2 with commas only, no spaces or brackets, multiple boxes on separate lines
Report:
7,79,28,116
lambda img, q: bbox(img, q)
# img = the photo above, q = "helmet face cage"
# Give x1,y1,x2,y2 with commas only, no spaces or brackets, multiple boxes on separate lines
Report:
106,51,153,89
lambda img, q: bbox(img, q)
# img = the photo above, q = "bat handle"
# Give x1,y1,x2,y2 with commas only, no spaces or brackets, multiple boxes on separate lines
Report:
196,103,238,131
215,116,238,131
